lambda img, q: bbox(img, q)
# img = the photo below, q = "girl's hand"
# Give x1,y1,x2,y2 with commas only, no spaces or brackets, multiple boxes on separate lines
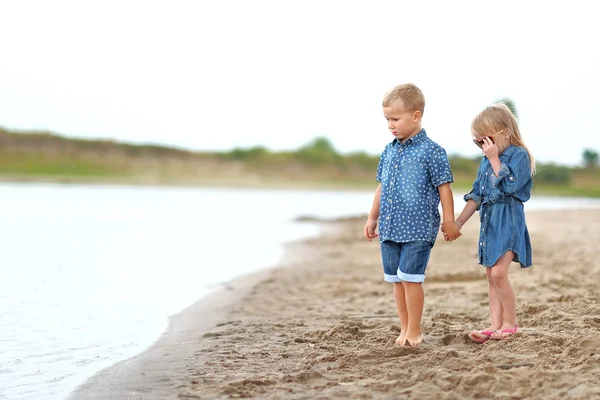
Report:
482,137,499,160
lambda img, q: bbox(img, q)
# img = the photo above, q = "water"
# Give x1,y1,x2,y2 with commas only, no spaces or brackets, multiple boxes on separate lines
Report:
0,183,375,400
1,183,599,400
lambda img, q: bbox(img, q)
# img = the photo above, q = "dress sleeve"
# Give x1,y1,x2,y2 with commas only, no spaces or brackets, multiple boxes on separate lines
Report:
464,159,484,210
490,150,531,194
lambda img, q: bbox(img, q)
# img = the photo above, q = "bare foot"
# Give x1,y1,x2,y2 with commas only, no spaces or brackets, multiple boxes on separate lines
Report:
404,332,423,347
394,332,406,346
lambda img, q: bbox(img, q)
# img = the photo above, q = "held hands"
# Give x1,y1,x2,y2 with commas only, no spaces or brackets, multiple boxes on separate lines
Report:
365,218,461,242
441,220,461,241
364,219,378,241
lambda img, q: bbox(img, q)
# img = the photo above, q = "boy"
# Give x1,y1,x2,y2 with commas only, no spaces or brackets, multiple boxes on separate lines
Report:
364,83,460,346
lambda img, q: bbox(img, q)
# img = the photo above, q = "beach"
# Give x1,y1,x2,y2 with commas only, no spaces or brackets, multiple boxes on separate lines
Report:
71,209,600,400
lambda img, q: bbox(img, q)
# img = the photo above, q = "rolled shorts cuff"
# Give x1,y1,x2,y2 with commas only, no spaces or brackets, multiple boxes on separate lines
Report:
397,270,425,283
384,273,402,283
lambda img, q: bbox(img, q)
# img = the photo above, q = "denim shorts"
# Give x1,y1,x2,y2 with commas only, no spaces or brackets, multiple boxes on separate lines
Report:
380,240,433,283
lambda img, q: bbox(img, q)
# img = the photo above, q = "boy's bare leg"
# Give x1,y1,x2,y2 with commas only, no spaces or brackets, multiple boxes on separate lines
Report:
402,281,424,346
393,282,409,345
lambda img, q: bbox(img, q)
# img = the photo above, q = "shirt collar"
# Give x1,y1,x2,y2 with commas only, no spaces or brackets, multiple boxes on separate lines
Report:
393,129,427,146
500,144,516,158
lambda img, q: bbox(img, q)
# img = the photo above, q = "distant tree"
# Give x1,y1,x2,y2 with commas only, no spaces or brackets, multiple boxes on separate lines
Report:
300,137,338,155
582,148,599,168
496,98,518,119
296,137,340,166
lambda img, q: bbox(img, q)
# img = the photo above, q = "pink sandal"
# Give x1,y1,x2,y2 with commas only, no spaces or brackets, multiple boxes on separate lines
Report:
490,325,518,340
468,330,495,344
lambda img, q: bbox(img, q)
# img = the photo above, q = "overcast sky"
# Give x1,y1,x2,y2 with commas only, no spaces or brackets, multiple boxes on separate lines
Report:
1,0,598,165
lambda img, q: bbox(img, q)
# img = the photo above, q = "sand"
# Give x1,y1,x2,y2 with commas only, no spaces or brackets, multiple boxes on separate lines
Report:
72,209,600,400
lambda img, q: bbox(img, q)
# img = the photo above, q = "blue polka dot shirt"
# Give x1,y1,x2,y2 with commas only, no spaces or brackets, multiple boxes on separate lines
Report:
376,129,454,244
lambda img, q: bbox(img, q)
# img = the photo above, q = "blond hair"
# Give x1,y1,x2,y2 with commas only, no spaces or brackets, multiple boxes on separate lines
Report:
472,103,536,175
382,83,425,116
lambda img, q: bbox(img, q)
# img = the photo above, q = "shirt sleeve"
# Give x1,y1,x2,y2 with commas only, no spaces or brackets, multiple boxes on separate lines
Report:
490,149,531,194
427,146,454,187
376,146,387,182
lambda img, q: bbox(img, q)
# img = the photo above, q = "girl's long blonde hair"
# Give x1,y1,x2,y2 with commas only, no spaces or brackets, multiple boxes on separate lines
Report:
472,103,536,175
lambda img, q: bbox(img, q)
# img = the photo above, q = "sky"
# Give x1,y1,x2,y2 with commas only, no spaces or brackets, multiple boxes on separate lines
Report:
0,0,599,165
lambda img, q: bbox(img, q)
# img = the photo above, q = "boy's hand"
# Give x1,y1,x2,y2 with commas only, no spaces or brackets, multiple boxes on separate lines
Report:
441,220,461,241
364,219,378,241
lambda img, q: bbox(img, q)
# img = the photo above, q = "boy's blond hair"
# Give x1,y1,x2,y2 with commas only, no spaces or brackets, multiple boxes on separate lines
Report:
382,83,425,116
472,103,537,175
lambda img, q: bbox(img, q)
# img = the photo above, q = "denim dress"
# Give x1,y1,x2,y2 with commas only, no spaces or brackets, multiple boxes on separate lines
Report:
464,145,533,268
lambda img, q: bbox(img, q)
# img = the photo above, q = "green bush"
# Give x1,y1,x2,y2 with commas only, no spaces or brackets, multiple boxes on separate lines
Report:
534,164,571,184
295,137,341,166
227,146,270,161
449,155,480,174
345,151,379,171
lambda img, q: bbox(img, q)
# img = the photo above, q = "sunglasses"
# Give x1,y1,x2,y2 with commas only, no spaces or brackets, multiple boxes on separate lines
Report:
473,130,504,149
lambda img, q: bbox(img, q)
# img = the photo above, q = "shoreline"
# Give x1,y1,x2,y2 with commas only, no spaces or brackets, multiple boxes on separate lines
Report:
68,268,276,400
67,220,343,400
0,175,379,193
67,218,345,400
3,177,600,199
71,209,600,399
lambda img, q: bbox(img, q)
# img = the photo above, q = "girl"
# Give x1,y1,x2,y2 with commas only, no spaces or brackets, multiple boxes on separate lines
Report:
455,103,535,343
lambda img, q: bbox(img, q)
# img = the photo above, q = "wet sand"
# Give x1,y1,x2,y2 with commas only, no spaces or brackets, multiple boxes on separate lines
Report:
72,209,600,400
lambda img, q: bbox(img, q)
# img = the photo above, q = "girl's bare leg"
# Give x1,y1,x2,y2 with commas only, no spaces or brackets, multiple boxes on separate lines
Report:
487,266,505,329
470,268,504,341
489,251,518,338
